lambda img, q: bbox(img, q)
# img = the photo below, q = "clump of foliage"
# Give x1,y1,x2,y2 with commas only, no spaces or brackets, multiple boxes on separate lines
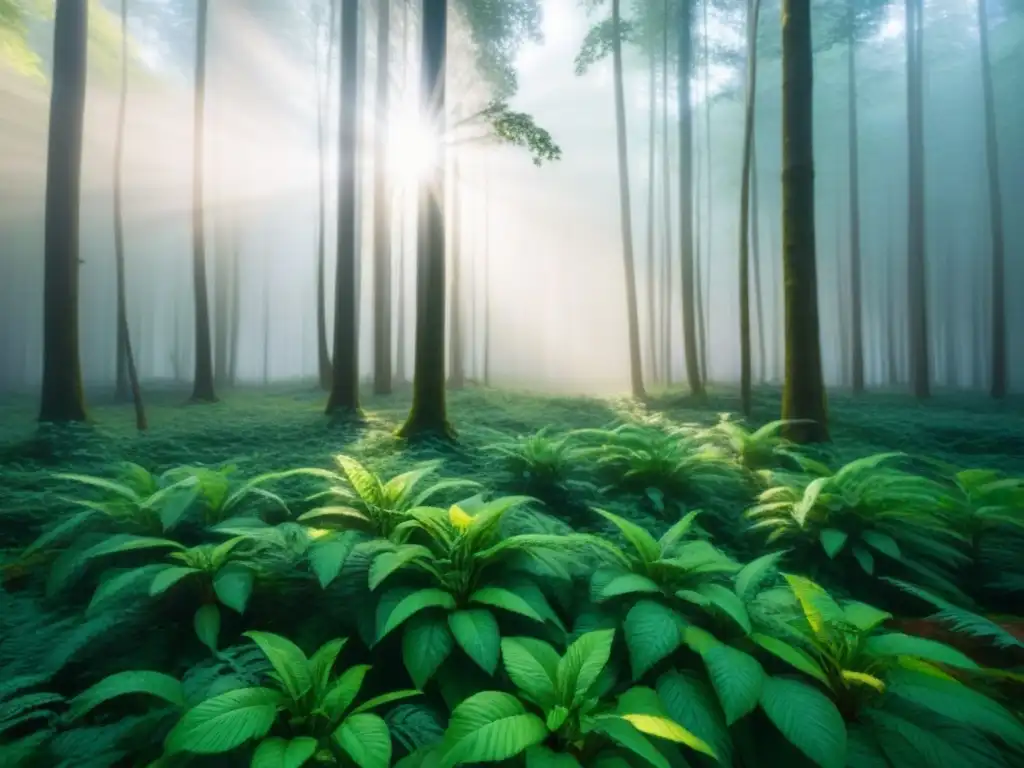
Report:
697,414,805,471
483,427,596,500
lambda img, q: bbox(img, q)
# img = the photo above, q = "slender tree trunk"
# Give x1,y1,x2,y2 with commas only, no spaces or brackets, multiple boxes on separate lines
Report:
768,211,782,381
483,163,491,386
694,141,706,387
373,0,393,394
737,0,762,418
780,0,829,442
751,139,766,384
189,0,216,403
679,0,703,396
398,0,452,438
327,0,361,415
905,0,929,398
645,44,659,384
836,193,850,386
660,0,672,384
114,0,146,429
40,0,88,423
213,224,230,385
394,222,406,382
977,0,1006,398
700,0,712,384
316,0,337,391
228,229,241,384
847,26,865,393
448,155,466,389
394,0,412,386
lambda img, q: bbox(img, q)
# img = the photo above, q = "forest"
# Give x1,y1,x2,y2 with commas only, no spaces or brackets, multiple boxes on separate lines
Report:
0,0,1022,766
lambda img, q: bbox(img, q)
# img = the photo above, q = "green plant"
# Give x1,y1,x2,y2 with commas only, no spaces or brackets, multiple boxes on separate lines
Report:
697,415,805,471
746,453,968,598
369,497,580,683
0,675,63,766
434,629,716,767
483,427,595,497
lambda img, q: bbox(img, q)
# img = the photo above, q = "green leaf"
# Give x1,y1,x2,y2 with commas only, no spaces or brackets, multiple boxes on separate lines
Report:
469,586,545,622
702,645,764,725
594,509,661,564
525,745,583,767
759,676,847,768
501,637,558,708
439,691,547,767
213,563,255,613
333,712,393,768
151,566,201,596
656,670,732,764
321,665,371,720
657,509,702,551
155,482,199,531
623,600,681,680
620,713,717,759
251,736,318,768
309,532,361,588
336,455,384,505
860,530,901,559
378,588,457,641
165,687,283,754
734,550,787,599
69,670,184,719
749,632,828,684
820,529,849,558
587,715,669,768
22,508,99,557
194,604,221,652
86,564,166,614
556,628,615,707
865,633,979,670
843,602,892,633
243,632,312,701
597,573,662,601
403,614,454,688
696,583,752,634
852,546,875,574
448,609,502,675
350,689,422,715
369,546,433,591
309,638,348,697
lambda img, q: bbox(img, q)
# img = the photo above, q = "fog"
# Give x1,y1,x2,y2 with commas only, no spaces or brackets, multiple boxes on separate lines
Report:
1,0,1021,396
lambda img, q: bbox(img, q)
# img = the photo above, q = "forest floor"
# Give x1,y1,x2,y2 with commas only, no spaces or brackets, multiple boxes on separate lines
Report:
2,381,1023,551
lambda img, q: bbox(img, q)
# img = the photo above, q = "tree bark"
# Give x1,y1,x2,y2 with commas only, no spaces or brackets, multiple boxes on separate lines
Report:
228,227,241,385
661,0,673,384
326,0,361,415
751,139,766,383
611,0,645,399
977,0,1006,398
316,0,337,391
373,0,393,394
645,42,658,384
189,0,217,403
679,0,703,396
40,0,88,423
847,24,865,393
398,0,452,439
114,0,146,429
905,0,929,398
780,0,829,442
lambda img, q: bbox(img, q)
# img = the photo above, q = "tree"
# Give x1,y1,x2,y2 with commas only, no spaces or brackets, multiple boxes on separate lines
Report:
326,0,361,415
905,0,929,398
315,0,337,391
39,0,88,423
977,0,1006,398
114,0,146,430
372,0,394,395
780,0,828,442
189,0,216,403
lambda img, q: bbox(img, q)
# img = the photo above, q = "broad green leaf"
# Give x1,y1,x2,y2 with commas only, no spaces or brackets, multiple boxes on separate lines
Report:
469,586,544,622
556,629,615,707
784,574,843,637
378,588,457,641
656,670,732,763
597,573,661,601
439,691,547,767
155,483,199,531
501,637,558,708
702,645,763,725
23,508,99,557
623,600,681,680
403,614,454,688
336,455,384,505
151,566,201,596
657,509,702,551
594,509,661,564
350,689,422,715
852,546,875,574
309,638,348,696
749,633,828,684
525,745,583,767
79,534,186,567
621,713,717,759
194,604,221,652
251,736,318,768
369,546,433,591
321,665,371,720
587,715,669,768
860,531,901,559
696,583,752,634
213,564,255,613
309,532,361,588
69,670,184,719
243,632,312,701
333,712,392,768
759,676,847,768
448,609,501,675
87,564,167,614
865,633,979,670
843,602,892,633
820,529,849,558
165,687,283,754
734,550,787,599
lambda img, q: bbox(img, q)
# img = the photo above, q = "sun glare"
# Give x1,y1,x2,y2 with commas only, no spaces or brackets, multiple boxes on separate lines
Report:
387,109,442,186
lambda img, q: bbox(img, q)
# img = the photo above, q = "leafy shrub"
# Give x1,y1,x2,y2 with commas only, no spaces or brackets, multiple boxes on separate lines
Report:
483,427,596,498
697,415,805,471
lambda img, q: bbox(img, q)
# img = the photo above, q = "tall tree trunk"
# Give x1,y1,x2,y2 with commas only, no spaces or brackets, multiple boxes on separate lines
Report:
482,162,491,386
190,0,216,403
611,0,645,399
977,0,1006,398
114,0,146,429
373,0,393,394
780,0,828,442
905,0,929,398
213,224,230,385
737,0,761,418
885,202,899,386
847,24,865,393
679,0,703,396
327,0,361,415
700,0,712,385
398,0,452,438
316,0,337,391
768,211,782,381
449,155,465,389
228,229,241,385
694,140,706,386
751,139,766,383
40,0,88,423
660,0,672,384
836,194,850,386
645,43,658,384
394,223,406,382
